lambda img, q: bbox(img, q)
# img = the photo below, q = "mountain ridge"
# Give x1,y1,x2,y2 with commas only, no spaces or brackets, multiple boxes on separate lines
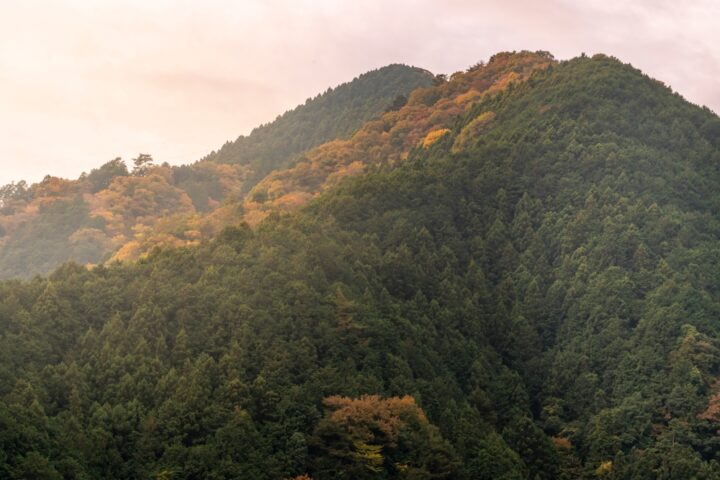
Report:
108,51,556,257
2,51,720,478
0,63,434,279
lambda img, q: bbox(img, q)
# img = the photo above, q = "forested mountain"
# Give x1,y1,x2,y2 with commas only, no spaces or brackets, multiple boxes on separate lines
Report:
0,64,433,279
204,64,436,179
241,51,553,225
3,51,720,479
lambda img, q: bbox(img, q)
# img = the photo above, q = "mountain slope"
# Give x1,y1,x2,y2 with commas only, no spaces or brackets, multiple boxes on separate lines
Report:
241,51,554,225
205,63,436,179
2,52,720,479
128,51,553,247
0,64,433,279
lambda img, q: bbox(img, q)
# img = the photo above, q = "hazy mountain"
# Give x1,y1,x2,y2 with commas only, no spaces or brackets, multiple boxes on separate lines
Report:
0,64,433,279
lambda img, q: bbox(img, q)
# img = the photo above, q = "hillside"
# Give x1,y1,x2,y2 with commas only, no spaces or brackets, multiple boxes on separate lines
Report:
0,64,433,279
115,51,555,254
3,51,720,479
204,64,436,180
241,51,554,225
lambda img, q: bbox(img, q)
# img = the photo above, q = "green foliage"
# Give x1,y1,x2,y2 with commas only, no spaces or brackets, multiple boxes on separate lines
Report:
0,196,107,279
85,158,129,193
1,53,720,478
132,153,155,177
205,64,434,184
0,181,30,214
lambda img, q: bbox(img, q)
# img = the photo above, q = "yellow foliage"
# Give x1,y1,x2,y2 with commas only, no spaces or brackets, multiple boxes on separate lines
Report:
35,176,76,197
422,128,451,148
243,208,270,227
240,53,554,228
490,71,521,93
92,172,195,240
112,240,142,262
275,191,314,209
184,230,202,241
154,469,177,480
596,460,613,476
353,441,384,472
0,52,556,274
454,88,482,105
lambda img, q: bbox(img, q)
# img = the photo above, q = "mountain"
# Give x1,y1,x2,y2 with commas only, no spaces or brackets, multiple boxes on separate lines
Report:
241,51,553,225
108,51,553,256
3,51,720,479
0,64,433,279
205,63,436,180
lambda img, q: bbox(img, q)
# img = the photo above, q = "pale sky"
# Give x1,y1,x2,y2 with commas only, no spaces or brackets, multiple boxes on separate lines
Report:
1,0,718,186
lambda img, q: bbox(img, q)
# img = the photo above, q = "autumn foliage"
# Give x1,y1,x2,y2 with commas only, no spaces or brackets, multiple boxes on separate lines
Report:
243,51,554,224
311,395,456,478
422,128,451,148
0,52,554,275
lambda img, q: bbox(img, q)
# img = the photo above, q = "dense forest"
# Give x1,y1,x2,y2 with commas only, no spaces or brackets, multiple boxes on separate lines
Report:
0,64,432,279
3,52,720,479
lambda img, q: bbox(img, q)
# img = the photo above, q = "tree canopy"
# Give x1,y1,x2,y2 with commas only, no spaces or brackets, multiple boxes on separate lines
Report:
1,52,720,478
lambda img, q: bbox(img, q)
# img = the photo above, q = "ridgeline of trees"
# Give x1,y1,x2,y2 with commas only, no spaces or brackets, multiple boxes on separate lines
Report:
204,64,435,182
1,53,720,479
0,65,433,280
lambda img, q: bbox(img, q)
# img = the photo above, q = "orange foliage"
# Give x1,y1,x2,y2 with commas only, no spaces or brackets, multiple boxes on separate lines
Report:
698,381,720,422
34,176,77,198
243,51,554,222
552,436,572,451
323,394,427,447
0,52,555,267
242,207,270,227
596,460,613,476
454,88,482,106
275,191,314,209
327,160,365,185
113,240,143,262
92,168,195,238
0,157,253,268
422,128,451,148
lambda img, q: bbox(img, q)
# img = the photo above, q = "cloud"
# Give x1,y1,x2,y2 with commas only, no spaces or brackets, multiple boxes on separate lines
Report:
0,0,717,185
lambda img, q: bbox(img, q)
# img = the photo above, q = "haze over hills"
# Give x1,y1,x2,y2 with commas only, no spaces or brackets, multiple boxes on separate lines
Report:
0,64,433,279
3,51,720,479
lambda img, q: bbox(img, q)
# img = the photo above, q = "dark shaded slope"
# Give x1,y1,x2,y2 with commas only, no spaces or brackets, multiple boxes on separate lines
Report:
314,53,720,476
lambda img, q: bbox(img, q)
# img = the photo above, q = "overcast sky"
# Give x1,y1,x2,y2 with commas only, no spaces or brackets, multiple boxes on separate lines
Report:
0,0,718,186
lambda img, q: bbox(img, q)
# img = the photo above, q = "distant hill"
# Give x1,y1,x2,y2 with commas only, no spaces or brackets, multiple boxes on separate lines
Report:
0,64,433,279
205,63,436,181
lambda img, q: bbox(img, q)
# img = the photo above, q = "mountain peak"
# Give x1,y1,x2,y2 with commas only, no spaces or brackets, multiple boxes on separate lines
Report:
240,50,556,225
